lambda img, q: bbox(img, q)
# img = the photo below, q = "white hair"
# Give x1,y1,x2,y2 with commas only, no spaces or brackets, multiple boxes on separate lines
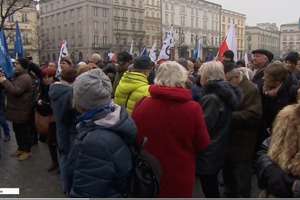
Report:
91,53,102,62
199,61,225,82
154,61,188,88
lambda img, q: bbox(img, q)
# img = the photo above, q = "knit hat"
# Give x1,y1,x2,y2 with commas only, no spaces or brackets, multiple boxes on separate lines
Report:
73,68,112,111
133,56,152,70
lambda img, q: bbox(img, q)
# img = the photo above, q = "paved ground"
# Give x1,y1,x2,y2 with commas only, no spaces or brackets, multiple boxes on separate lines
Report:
0,126,260,198
0,129,65,198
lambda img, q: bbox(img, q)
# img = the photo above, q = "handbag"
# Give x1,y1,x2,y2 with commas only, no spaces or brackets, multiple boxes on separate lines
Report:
35,111,54,135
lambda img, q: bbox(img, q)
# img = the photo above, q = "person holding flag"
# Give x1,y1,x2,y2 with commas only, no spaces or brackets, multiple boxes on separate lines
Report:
0,58,34,161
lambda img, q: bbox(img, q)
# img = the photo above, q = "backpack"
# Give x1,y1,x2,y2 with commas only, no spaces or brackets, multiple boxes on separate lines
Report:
127,137,162,198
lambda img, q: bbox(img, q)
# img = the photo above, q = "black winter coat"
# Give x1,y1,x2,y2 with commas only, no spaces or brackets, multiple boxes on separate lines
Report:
195,80,241,175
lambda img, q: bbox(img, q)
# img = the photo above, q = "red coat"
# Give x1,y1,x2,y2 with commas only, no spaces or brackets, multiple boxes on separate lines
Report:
132,85,210,198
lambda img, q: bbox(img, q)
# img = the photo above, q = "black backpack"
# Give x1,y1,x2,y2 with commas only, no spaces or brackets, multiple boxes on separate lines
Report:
127,137,162,198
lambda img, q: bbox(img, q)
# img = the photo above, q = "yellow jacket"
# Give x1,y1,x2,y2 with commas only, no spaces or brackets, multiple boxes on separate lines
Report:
114,71,150,115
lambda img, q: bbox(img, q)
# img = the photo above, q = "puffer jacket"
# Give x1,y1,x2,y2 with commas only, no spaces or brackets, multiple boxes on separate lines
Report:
3,72,33,123
114,71,150,114
66,105,137,198
195,80,241,175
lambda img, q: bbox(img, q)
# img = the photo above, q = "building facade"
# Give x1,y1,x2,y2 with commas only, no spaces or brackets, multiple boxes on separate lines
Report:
112,0,145,54
4,6,39,63
280,23,300,57
162,0,222,59
144,0,161,49
221,9,246,59
245,23,280,57
39,0,113,63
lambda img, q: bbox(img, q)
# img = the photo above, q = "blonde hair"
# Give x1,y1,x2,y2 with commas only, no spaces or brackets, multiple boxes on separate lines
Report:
199,61,225,82
154,61,188,88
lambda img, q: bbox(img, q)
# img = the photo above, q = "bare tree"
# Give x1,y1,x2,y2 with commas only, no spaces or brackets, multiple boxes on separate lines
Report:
0,0,33,31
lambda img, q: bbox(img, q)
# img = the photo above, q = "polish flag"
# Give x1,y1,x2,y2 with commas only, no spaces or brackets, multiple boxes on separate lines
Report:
217,24,237,61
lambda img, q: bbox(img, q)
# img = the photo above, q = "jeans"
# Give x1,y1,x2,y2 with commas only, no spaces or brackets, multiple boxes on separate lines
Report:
0,111,9,137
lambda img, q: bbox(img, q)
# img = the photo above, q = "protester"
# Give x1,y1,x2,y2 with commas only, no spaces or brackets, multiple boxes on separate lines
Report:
194,61,241,198
223,64,262,197
256,92,300,198
114,55,151,115
251,49,274,88
132,61,210,198
260,61,299,143
113,51,133,92
223,50,235,63
67,69,136,197
88,53,104,69
0,58,33,161
36,67,58,172
284,51,300,81
49,60,77,192
102,63,117,86
48,62,57,70
76,62,92,76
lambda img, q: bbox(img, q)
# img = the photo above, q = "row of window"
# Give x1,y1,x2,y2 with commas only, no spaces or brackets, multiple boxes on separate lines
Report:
114,0,143,8
7,13,29,23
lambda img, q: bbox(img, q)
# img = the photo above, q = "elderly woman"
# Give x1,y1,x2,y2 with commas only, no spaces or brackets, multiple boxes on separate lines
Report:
194,61,241,198
132,61,210,198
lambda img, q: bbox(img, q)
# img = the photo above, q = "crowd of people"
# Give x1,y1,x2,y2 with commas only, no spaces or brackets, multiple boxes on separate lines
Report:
0,49,300,198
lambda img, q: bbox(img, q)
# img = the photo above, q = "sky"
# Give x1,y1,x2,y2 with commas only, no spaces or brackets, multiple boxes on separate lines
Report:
209,0,300,26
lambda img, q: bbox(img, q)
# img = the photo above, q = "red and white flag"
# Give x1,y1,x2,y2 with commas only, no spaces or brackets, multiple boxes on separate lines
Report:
217,24,237,61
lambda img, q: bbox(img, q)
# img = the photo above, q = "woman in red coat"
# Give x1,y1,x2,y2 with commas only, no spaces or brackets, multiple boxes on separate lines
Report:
132,61,210,198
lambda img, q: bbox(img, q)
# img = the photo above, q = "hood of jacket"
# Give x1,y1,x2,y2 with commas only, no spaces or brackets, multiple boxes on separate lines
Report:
117,71,149,95
77,105,136,145
203,80,241,110
49,82,73,103
149,85,193,102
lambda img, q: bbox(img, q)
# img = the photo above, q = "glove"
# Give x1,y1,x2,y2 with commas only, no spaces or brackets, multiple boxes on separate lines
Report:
263,164,294,197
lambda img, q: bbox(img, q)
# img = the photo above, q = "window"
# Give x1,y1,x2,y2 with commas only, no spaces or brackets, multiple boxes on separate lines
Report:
103,8,108,17
21,13,28,23
8,14,14,22
94,7,98,17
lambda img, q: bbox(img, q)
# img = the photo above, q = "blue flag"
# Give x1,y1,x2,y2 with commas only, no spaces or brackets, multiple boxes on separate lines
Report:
14,21,24,58
0,31,14,78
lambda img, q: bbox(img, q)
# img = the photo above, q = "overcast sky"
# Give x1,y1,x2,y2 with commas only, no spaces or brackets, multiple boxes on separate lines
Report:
209,0,300,26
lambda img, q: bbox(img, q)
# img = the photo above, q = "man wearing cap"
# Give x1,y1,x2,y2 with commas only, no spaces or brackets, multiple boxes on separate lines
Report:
285,51,300,81
114,55,151,115
251,49,274,88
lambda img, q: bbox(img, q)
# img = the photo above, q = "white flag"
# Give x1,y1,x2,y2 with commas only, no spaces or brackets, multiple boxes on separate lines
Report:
197,39,203,61
57,40,69,77
129,40,134,55
149,42,157,62
158,27,175,61
244,52,249,67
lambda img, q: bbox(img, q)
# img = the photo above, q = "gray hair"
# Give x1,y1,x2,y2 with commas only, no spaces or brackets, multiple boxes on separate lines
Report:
155,61,188,88
199,61,225,82
91,53,102,62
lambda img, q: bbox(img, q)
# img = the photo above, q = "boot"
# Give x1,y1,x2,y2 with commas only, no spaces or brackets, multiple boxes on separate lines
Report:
17,152,32,161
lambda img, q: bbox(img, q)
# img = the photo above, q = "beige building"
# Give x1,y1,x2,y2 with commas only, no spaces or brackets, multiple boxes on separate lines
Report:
221,9,246,59
280,23,300,57
162,0,222,59
112,0,146,54
4,6,39,63
246,23,280,57
39,0,113,63
144,0,161,48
